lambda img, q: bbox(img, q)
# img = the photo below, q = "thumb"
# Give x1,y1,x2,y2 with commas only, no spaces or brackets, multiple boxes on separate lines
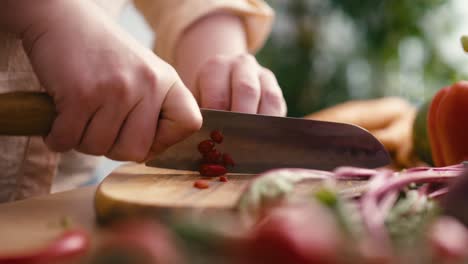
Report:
148,79,202,158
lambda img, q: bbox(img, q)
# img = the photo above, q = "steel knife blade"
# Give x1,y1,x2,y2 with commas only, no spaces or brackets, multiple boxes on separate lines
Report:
146,109,391,173
0,92,391,173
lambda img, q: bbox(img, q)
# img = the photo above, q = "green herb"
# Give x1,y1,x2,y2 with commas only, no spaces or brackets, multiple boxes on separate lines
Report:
60,216,73,229
314,187,363,239
386,190,440,250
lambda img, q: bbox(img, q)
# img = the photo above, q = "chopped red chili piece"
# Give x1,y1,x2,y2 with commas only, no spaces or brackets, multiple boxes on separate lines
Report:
210,130,224,143
198,140,215,154
199,164,227,177
194,180,210,189
219,176,228,182
203,149,222,163
222,153,235,167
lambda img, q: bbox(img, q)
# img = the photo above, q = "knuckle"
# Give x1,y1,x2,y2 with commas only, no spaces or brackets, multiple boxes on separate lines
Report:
183,111,203,133
203,95,230,110
237,80,260,96
161,65,181,93
263,88,284,106
202,55,228,70
236,54,257,65
165,64,178,77
113,86,134,108
262,68,275,79
71,82,98,113
112,70,133,90
111,72,134,100
74,87,94,107
141,66,160,90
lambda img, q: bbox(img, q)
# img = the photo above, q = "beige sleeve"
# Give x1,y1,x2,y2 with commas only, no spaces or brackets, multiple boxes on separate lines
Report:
133,0,274,64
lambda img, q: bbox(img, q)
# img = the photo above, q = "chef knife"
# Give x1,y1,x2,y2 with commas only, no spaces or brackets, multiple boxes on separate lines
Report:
0,91,391,172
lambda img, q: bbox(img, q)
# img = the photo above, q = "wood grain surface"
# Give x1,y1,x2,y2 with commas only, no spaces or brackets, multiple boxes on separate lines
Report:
0,187,96,253
95,163,368,224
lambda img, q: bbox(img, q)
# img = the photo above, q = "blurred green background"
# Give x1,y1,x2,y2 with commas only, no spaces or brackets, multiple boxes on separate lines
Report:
256,0,468,117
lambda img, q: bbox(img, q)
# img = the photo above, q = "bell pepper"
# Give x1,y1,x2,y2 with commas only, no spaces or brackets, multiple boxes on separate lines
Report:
428,81,468,166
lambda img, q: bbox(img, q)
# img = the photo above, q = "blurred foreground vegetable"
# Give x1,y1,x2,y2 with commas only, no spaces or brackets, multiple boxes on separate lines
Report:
0,229,89,264
233,163,467,264
86,163,468,264
90,219,182,264
246,204,341,264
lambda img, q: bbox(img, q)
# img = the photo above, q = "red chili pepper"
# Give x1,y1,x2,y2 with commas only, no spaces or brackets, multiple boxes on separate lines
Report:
94,219,182,264
0,229,90,264
428,81,468,166
222,153,235,167
199,164,227,177
219,176,228,182
194,180,210,189
198,140,215,154
210,130,224,144
203,149,222,164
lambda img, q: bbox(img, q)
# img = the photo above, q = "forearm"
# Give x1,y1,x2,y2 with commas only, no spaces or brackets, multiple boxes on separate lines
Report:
174,12,248,89
0,0,58,36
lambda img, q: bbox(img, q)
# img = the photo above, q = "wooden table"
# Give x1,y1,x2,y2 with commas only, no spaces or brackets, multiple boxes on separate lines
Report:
0,186,97,253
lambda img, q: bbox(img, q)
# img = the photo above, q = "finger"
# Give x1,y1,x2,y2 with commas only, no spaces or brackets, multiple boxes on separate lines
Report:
106,97,159,162
198,55,232,110
45,101,96,152
76,101,131,156
148,79,202,157
231,54,261,113
258,68,287,116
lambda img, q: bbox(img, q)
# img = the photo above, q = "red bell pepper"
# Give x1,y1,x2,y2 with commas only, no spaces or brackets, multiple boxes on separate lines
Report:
428,81,468,166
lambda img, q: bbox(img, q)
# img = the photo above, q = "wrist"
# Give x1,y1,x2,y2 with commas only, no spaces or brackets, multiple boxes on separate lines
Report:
1,0,52,35
174,12,248,89
0,0,81,38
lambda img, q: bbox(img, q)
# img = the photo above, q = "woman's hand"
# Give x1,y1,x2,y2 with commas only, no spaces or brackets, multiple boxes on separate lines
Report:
196,53,286,116
3,0,202,162
174,12,287,117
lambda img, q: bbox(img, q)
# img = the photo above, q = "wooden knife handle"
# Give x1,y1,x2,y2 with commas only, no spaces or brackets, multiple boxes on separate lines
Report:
0,92,55,135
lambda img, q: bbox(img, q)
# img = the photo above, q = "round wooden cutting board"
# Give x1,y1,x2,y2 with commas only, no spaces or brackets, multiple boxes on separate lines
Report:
94,163,257,224
95,163,369,225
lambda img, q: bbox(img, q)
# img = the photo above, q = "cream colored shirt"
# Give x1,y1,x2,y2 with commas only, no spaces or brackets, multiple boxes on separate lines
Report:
0,0,273,202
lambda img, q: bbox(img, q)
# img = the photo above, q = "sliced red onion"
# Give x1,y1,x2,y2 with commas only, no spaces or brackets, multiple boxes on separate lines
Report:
428,187,449,200
333,166,379,180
